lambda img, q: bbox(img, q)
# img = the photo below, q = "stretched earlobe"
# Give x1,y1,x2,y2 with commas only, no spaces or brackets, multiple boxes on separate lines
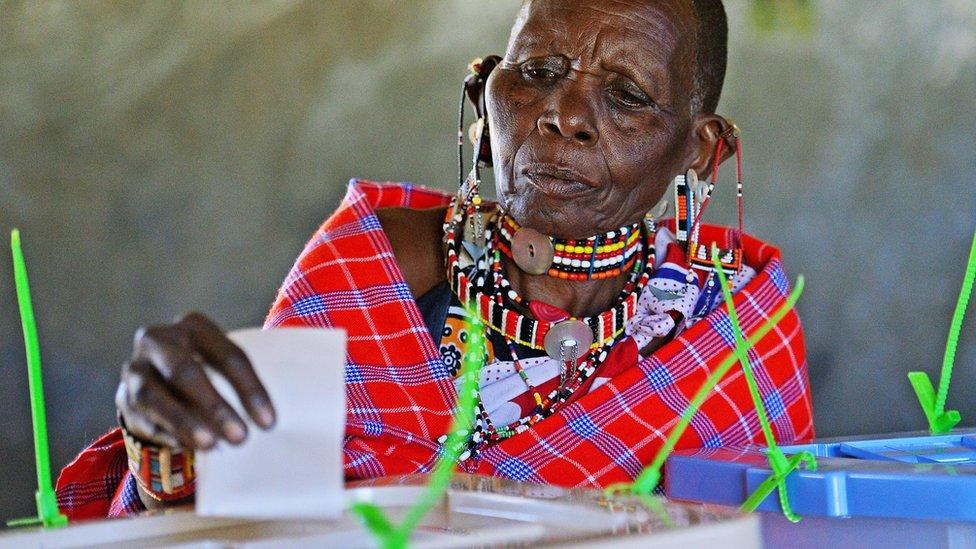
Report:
464,56,501,118
687,114,737,177
462,56,501,167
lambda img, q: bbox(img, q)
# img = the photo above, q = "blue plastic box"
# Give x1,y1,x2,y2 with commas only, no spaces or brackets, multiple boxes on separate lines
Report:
665,430,976,522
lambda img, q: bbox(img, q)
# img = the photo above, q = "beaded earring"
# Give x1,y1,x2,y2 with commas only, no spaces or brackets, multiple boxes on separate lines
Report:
448,56,500,264
673,168,698,251
668,122,745,302
670,168,700,292
687,123,744,276
682,123,745,317
462,116,488,260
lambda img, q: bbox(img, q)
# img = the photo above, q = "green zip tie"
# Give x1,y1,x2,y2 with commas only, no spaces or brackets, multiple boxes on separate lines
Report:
349,309,485,549
739,450,815,519
605,267,806,501
6,230,69,529
908,229,975,435
710,244,816,523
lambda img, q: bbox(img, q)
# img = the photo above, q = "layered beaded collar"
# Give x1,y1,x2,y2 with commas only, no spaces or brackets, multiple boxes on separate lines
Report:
443,204,657,444
443,205,655,363
496,214,642,281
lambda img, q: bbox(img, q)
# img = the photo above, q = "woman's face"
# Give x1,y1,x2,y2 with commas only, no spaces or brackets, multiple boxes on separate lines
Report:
486,0,702,239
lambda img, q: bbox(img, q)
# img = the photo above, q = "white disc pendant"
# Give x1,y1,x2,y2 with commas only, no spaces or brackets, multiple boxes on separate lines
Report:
543,319,594,361
511,228,554,275
688,169,708,205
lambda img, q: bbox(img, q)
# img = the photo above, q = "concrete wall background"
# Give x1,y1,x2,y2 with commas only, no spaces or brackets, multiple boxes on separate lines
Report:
1,0,974,520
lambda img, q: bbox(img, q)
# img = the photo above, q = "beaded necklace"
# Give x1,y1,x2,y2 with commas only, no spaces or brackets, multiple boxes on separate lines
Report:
496,214,642,281
443,205,656,457
488,222,647,383
445,217,652,356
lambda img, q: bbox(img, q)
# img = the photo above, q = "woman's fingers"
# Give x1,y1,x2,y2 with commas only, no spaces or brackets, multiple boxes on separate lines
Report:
119,359,217,450
132,320,249,444
115,381,180,449
121,311,278,450
177,313,276,429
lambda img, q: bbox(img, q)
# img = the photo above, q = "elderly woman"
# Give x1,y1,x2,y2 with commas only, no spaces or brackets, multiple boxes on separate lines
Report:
56,0,814,519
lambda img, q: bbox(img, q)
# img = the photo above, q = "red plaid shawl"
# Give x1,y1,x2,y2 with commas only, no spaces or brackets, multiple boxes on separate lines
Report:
55,180,814,520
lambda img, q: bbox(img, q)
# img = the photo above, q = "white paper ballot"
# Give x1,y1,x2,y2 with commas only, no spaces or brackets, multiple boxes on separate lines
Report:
195,327,346,519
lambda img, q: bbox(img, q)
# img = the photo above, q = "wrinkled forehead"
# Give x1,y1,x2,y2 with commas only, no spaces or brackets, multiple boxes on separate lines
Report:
507,0,696,73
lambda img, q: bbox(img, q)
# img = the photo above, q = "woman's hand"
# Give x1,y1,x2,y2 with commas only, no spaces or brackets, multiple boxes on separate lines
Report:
115,312,276,450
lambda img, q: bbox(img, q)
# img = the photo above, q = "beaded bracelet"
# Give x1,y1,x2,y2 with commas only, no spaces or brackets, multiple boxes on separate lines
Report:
119,416,196,502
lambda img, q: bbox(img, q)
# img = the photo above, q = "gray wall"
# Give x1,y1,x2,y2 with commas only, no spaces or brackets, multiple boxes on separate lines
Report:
1,0,974,520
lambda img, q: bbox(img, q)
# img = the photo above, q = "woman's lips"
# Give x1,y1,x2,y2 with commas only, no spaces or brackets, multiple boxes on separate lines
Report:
520,164,597,199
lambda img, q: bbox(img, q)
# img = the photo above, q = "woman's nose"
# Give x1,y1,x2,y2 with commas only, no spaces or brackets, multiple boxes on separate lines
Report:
537,84,599,145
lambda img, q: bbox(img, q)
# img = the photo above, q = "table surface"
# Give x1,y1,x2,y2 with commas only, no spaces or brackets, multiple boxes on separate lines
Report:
0,474,759,548
5,473,974,548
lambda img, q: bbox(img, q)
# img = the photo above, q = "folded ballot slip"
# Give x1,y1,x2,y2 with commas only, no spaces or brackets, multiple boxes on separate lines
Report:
195,327,347,520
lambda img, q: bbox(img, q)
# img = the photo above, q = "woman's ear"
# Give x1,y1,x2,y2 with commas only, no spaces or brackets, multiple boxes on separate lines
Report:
464,55,501,119
686,113,737,177
463,55,501,166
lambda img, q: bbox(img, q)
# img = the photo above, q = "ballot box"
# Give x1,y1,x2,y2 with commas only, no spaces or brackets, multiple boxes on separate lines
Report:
666,430,976,549
0,474,758,548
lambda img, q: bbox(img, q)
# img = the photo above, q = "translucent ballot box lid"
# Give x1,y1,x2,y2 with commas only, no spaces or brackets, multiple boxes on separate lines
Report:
0,474,758,548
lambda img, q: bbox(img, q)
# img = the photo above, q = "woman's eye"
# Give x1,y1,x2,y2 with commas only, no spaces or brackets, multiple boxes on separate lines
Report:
609,86,653,110
519,58,566,82
525,67,555,79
